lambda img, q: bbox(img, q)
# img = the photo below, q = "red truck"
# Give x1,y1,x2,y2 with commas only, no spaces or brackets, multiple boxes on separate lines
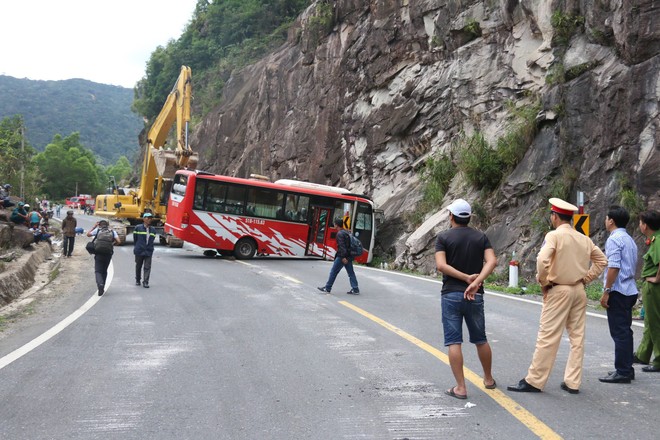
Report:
65,195,95,212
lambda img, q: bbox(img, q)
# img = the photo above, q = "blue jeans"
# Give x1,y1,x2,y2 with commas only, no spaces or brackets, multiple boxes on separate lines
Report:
441,291,487,346
324,257,358,292
607,291,638,376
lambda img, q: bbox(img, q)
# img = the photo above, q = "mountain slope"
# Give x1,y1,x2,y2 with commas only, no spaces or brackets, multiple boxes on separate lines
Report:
0,75,144,164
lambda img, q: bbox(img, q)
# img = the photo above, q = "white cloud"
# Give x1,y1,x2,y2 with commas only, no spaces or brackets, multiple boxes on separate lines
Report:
0,0,198,88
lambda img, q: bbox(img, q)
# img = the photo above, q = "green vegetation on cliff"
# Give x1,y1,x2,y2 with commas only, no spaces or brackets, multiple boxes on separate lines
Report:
133,0,312,121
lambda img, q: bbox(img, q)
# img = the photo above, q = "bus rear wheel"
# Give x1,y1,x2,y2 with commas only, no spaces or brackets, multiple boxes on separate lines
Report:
234,238,256,259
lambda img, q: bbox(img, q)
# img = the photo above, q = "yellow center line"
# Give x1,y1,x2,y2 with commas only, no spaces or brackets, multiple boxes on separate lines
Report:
339,300,562,440
281,275,303,284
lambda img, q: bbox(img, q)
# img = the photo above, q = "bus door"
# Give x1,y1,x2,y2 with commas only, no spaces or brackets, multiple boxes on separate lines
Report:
307,206,332,258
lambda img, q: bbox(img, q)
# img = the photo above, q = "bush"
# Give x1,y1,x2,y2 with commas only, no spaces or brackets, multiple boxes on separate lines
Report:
551,11,585,47
307,1,334,47
456,131,504,191
421,154,455,208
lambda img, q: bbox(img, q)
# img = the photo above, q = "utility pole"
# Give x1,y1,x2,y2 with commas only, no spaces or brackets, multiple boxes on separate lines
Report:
20,123,25,200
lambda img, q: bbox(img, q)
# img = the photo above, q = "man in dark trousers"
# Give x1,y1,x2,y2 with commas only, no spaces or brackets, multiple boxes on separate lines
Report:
599,206,638,383
87,220,120,296
435,198,497,400
61,210,77,257
318,217,360,295
134,212,156,288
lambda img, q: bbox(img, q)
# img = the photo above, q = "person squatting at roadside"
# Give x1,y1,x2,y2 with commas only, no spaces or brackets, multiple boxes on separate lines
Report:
317,217,360,295
28,206,41,228
435,198,497,400
508,198,607,395
598,206,638,384
87,219,120,296
1,184,15,208
10,202,29,225
133,212,156,288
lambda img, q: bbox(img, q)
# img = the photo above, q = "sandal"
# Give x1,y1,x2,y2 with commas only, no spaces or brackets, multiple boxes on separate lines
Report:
444,386,467,400
484,380,497,389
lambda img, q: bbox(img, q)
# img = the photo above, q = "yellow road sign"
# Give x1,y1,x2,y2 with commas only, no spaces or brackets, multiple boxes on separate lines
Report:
573,214,589,236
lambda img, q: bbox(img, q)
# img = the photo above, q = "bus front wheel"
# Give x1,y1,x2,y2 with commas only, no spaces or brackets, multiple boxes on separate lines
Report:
234,238,256,259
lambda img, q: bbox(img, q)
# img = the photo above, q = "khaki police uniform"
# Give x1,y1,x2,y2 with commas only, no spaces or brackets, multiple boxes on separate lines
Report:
525,199,607,390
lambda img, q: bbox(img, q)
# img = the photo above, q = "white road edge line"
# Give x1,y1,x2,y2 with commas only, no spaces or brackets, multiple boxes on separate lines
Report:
0,261,114,371
359,265,644,327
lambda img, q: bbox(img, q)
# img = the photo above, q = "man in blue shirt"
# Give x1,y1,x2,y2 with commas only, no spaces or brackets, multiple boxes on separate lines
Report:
599,206,639,383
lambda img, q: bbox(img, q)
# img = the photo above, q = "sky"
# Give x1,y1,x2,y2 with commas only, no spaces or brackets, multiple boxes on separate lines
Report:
0,0,199,88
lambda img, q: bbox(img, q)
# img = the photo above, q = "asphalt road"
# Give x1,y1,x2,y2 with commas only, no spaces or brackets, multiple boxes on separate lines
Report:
0,225,657,439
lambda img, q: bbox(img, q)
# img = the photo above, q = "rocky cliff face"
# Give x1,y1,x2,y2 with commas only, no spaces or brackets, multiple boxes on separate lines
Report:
192,0,659,276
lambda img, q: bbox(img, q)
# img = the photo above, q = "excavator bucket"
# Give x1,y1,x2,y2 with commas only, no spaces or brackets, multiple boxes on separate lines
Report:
151,147,179,178
151,147,199,177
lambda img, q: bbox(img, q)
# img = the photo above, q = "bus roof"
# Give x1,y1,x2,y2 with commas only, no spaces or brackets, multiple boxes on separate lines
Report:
183,170,373,202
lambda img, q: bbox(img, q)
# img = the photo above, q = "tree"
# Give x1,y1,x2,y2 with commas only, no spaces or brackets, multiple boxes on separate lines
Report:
105,156,133,185
0,115,36,187
33,132,104,198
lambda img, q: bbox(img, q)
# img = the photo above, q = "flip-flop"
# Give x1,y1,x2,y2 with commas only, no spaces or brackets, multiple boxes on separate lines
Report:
444,387,467,400
484,380,497,390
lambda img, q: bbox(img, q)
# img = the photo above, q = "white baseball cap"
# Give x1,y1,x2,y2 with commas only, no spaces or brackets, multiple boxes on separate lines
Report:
447,198,471,218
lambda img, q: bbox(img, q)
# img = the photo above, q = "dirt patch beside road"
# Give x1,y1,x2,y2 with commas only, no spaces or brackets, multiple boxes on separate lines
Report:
0,238,95,344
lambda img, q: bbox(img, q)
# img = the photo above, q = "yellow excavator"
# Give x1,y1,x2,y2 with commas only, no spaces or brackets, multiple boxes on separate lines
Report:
95,66,198,246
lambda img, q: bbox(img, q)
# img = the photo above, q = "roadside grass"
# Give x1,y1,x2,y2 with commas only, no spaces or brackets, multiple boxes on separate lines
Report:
49,266,60,283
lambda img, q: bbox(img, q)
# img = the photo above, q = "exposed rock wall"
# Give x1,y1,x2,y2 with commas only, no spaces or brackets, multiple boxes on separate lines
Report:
192,0,659,276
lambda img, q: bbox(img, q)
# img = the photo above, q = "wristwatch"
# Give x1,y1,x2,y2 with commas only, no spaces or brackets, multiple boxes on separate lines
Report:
603,287,612,293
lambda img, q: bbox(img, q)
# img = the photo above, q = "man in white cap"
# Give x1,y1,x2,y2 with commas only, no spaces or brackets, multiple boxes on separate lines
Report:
508,197,607,394
435,198,497,399
133,212,156,288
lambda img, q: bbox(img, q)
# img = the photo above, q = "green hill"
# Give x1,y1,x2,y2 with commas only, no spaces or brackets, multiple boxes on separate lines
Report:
0,75,144,164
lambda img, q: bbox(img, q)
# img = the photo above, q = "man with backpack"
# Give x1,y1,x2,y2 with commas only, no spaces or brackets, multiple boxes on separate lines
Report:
133,212,156,288
317,217,360,295
86,219,120,296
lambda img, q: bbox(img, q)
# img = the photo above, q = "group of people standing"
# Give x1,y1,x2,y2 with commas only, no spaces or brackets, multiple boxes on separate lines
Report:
435,197,659,399
83,213,156,296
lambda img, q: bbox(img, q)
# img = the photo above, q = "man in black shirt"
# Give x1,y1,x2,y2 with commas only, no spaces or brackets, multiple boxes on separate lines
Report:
435,198,497,399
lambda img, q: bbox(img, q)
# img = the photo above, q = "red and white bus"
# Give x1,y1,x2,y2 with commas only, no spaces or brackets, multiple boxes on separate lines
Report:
165,170,376,263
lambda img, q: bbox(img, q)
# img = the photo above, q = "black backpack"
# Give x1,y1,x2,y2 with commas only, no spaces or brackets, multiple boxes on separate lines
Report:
348,233,365,257
94,227,114,255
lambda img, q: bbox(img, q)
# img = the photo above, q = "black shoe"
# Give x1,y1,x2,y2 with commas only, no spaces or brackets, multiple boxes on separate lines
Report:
642,365,660,372
98,285,104,296
317,287,330,293
608,369,635,380
507,379,541,393
136,280,141,286
347,289,360,295
633,354,649,365
599,371,632,383
560,382,579,394
143,281,150,288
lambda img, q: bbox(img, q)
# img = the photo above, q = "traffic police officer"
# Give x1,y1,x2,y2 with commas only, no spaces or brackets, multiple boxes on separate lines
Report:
508,198,608,394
